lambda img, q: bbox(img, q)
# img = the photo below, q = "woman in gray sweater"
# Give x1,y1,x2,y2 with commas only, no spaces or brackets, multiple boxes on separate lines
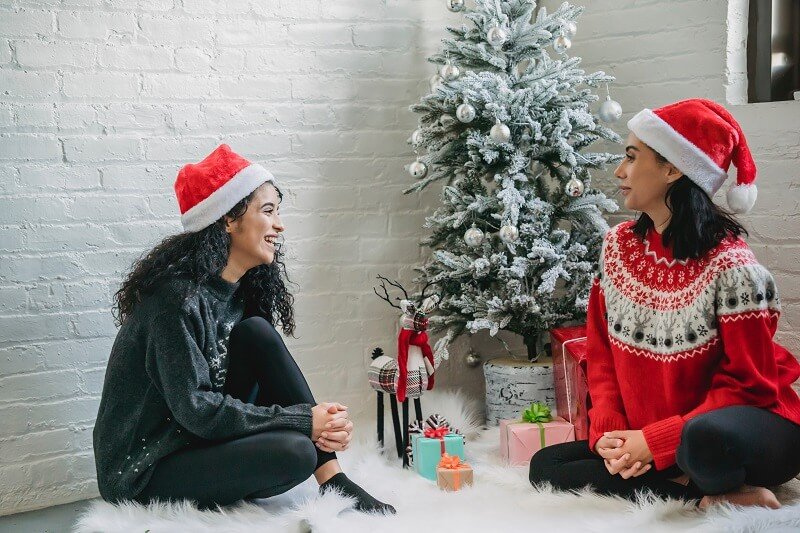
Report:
92,144,395,514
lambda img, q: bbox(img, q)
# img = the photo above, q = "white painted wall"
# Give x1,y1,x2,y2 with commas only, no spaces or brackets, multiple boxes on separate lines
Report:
1,0,798,517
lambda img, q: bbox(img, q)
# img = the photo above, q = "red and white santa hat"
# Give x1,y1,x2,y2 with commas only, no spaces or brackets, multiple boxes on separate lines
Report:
627,98,757,213
174,144,275,232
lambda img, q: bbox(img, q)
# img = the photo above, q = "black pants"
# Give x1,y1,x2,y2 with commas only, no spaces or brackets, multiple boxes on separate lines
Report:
530,406,800,502
135,316,336,509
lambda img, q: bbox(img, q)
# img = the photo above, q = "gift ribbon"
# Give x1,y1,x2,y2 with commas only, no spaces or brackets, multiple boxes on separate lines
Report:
438,453,470,490
521,402,552,449
424,426,450,455
561,336,587,425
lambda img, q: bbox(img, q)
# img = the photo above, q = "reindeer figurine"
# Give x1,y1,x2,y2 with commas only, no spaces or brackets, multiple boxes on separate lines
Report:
368,275,439,467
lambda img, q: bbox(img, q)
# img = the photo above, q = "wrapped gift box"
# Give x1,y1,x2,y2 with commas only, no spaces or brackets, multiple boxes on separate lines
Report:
412,433,465,481
551,326,590,441
500,416,575,466
436,454,473,491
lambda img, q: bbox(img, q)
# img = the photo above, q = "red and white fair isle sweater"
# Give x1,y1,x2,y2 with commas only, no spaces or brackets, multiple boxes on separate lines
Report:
587,220,800,470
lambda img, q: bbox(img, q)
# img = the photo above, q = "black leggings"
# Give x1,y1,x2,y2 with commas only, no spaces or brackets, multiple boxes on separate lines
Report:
135,316,336,509
530,406,800,502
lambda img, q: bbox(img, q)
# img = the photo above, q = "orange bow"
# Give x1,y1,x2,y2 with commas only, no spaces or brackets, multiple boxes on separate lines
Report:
438,453,468,469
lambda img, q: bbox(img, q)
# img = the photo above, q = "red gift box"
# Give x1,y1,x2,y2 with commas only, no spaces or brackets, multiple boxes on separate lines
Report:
551,326,590,441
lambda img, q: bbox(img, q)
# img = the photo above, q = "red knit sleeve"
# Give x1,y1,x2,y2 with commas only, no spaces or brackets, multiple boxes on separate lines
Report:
642,264,782,470
586,277,629,454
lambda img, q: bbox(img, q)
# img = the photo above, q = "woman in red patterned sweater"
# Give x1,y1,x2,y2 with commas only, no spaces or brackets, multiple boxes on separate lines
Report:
530,99,800,509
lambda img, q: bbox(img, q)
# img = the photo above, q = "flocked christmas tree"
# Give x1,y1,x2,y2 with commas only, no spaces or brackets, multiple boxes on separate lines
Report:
405,0,624,362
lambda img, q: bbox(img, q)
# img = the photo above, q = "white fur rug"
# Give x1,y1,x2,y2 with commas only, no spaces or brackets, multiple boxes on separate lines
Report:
75,390,800,533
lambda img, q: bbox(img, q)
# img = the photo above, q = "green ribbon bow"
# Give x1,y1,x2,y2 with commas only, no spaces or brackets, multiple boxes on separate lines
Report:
521,402,553,449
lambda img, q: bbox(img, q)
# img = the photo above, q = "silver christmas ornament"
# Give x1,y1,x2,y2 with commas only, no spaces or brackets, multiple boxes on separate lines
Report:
464,223,484,247
599,95,623,123
499,224,519,243
465,351,482,368
446,0,465,12
411,128,423,146
565,176,585,197
553,34,571,53
486,25,508,48
489,119,511,143
409,159,428,179
456,102,476,123
563,20,577,38
440,63,460,81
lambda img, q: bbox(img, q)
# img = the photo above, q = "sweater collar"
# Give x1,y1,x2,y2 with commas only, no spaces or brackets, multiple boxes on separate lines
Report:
204,273,241,301
643,225,688,267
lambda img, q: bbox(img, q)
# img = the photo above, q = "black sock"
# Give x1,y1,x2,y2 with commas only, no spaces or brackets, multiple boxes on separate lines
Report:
319,473,396,515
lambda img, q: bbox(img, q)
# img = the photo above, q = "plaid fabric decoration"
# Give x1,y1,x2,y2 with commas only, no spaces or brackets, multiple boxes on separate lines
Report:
367,355,397,394
401,312,429,332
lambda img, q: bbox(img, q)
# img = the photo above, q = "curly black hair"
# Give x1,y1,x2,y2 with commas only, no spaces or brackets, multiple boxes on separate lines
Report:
111,183,296,336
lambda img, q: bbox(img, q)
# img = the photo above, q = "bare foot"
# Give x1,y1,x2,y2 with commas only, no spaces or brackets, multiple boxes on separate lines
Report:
699,485,781,510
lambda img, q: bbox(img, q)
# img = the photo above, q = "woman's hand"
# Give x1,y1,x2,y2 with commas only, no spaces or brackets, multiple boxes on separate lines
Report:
604,430,653,466
311,402,352,452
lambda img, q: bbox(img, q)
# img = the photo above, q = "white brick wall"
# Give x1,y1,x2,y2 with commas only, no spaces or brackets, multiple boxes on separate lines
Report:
1,0,799,517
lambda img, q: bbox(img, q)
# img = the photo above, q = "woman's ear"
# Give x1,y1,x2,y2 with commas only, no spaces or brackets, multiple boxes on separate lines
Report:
223,216,234,234
665,162,683,184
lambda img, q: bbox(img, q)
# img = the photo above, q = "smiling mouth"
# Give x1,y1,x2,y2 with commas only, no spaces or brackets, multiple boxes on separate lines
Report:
264,236,277,248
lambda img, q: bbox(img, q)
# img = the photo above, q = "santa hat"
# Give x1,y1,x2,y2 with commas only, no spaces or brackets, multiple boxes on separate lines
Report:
627,98,757,213
174,144,275,232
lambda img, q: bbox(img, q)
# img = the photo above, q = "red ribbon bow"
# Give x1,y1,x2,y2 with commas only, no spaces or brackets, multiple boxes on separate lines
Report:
424,426,450,454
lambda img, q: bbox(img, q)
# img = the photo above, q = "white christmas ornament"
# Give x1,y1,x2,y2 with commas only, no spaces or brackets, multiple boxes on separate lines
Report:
446,0,465,12
553,35,571,53
411,129,423,146
499,224,519,243
563,20,577,38
489,119,511,143
440,63,460,81
464,223,484,247
486,26,508,48
456,102,476,123
409,160,428,179
565,176,585,197
599,95,623,123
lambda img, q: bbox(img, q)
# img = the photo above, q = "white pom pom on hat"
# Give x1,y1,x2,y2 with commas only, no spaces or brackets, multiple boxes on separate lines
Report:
627,98,757,214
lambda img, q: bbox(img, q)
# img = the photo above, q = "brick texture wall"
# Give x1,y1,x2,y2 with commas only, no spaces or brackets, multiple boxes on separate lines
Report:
1,0,798,516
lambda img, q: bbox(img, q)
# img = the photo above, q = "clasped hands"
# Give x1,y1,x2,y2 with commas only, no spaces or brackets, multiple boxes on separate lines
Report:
311,402,354,453
595,430,654,479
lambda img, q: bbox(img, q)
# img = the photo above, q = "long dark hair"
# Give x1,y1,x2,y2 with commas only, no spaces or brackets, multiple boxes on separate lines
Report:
111,183,296,335
631,151,748,260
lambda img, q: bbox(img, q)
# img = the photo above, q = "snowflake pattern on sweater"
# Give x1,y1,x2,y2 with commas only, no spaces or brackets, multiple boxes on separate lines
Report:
586,221,800,470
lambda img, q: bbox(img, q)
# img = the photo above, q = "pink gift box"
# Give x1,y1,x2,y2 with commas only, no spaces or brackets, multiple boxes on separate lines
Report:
499,416,575,467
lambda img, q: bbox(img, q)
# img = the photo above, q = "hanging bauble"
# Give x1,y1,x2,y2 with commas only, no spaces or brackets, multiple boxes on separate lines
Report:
565,176,585,197
553,35,571,53
440,62,460,81
409,159,428,179
499,224,519,243
489,119,511,143
465,351,482,368
598,95,623,123
456,102,476,123
411,128,423,146
486,25,508,48
562,20,577,38
446,0,465,12
429,73,443,91
464,223,484,247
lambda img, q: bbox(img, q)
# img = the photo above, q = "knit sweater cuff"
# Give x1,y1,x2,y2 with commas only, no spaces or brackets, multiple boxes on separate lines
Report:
642,415,684,470
588,411,629,455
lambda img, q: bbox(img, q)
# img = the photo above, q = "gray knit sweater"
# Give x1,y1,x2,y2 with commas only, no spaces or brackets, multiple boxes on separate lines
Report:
92,274,313,503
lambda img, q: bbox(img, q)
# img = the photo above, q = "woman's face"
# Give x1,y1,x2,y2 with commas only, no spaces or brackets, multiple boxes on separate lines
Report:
614,133,681,213
225,183,284,267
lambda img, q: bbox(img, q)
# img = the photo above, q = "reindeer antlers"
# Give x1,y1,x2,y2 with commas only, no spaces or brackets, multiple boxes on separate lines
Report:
373,275,407,309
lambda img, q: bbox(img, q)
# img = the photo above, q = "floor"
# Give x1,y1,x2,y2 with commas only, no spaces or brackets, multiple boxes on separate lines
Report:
0,499,96,533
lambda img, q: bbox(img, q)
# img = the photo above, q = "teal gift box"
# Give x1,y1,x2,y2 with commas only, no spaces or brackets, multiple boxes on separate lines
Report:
411,433,465,481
